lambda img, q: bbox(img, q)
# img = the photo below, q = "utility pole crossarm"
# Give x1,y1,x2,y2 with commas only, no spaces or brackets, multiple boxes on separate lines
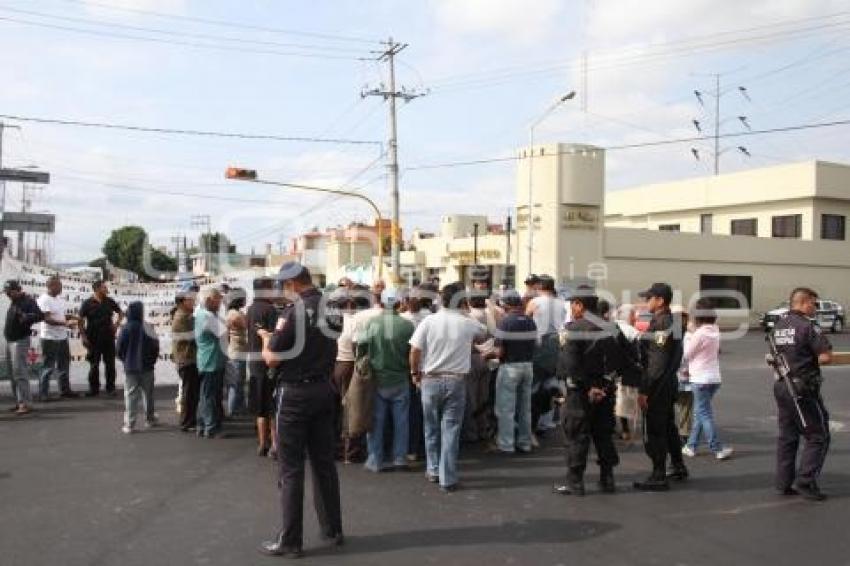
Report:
360,37,428,284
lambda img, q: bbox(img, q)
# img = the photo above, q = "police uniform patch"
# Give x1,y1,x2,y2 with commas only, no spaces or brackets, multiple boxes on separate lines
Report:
655,331,667,346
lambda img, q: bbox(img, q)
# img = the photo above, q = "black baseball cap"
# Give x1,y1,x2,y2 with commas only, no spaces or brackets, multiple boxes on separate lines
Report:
277,261,310,282
638,282,673,303
499,291,523,307
3,280,21,293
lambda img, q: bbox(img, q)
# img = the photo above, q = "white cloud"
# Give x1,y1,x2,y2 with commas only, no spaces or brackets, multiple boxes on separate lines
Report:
432,0,564,44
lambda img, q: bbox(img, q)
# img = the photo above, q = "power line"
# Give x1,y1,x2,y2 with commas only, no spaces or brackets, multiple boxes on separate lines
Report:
0,6,373,54
0,113,381,145
404,118,850,172
0,14,370,61
58,0,379,44
60,174,302,205
429,17,850,94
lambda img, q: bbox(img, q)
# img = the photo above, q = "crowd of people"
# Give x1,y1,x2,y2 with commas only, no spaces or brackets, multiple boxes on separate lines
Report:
3,259,835,557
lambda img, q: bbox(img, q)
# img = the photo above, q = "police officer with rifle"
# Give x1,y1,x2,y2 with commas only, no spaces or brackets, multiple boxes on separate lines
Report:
767,287,833,502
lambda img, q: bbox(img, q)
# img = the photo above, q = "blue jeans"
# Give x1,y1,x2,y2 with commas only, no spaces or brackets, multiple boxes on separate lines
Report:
225,359,246,417
687,383,722,453
198,369,224,435
39,339,71,397
366,384,410,471
421,375,466,488
495,362,533,452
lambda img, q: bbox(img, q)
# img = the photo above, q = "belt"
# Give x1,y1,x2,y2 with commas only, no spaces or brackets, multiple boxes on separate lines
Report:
422,371,467,379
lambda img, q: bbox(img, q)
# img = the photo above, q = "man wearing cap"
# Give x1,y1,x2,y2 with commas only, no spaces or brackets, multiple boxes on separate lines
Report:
172,282,199,432
634,282,689,491
489,291,537,454
554,290,619,496
3,280,43,414
358,287,415,472
258,262,342,558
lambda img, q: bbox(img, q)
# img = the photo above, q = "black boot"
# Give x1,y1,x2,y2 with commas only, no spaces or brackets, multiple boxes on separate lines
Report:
554,478,585,496
634,466,669,492
667,463,689,481
795,482,827,502
599,467,616,493
258,532,303,558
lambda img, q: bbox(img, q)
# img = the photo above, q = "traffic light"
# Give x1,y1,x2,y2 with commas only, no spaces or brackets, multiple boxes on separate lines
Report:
225,167,257,180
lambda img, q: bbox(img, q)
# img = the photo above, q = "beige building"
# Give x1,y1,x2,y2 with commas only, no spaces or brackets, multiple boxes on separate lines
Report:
514,144,850,320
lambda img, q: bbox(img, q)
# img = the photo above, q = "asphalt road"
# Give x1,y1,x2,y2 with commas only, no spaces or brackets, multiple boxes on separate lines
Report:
1,331,849,566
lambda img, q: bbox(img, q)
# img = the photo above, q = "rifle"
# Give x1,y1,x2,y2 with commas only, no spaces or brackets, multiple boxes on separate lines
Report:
765,331,807,428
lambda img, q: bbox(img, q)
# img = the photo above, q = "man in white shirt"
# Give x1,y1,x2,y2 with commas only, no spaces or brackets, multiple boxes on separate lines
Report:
525,275,566,339
352,280,385,342
37,276,79,400
409,282,486,492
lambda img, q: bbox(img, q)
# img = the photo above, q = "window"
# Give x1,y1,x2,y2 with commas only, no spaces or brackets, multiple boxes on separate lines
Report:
821,214,846,241
658,224,680,232
700,214,713,234
771,214,802,238
731,218,758,236
699,275,752,310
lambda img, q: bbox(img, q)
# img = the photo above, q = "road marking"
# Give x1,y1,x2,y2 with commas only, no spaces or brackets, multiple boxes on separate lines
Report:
665,499,803,519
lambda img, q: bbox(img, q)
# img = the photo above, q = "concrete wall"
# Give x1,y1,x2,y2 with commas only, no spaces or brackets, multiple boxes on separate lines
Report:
602,227,850,315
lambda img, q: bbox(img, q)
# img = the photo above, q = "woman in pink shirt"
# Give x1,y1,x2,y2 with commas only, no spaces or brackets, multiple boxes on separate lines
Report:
682,299,733,460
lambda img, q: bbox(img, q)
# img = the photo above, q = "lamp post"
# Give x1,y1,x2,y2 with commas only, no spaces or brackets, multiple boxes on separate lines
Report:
225,167,385,280
526,90,575,277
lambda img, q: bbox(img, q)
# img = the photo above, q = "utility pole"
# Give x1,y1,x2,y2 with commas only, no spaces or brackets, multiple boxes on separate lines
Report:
691,73,752,175
362,37,427,283
505,214,512,272
0,121,21,259
190,215,212,274
19,183,43,261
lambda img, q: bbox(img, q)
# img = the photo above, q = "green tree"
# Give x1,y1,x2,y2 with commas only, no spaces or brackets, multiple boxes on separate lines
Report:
199,232,236,254
101,225,177,280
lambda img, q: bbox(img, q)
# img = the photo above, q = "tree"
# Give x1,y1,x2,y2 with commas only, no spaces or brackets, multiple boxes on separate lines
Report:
101,225,177,280
199,232,236,254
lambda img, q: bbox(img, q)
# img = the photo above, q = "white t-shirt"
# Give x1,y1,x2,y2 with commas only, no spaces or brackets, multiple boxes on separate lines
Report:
401,309,431,329
530,295,566,338
336,313,357,362
352,306,383,343
37,293,69,341
409,309,486,375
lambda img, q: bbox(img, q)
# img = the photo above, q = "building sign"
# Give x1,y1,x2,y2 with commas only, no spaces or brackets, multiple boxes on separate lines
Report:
561,205,599,230
516,213,542,231
448,249,501,263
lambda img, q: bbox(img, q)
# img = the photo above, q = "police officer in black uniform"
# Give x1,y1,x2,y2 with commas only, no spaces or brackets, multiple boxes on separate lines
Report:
258,262,343,558
634,283,688,491
771,287,833,501
554,290,619,496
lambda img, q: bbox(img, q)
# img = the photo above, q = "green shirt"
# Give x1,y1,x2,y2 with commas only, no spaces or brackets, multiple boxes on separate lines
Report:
358,310,414,388
194,307,226,373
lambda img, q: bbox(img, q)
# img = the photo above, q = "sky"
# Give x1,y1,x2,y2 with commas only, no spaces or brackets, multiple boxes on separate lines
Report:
1,0,850,262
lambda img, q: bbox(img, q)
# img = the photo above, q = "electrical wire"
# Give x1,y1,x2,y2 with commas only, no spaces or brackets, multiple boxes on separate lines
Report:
0,5,375,54
0,14,371,61
0,113,380,145
404,118,850,172
57,0,379,44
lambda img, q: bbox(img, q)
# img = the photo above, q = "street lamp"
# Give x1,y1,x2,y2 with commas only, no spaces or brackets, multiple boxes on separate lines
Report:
526,90,575,277
225,167,385,280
